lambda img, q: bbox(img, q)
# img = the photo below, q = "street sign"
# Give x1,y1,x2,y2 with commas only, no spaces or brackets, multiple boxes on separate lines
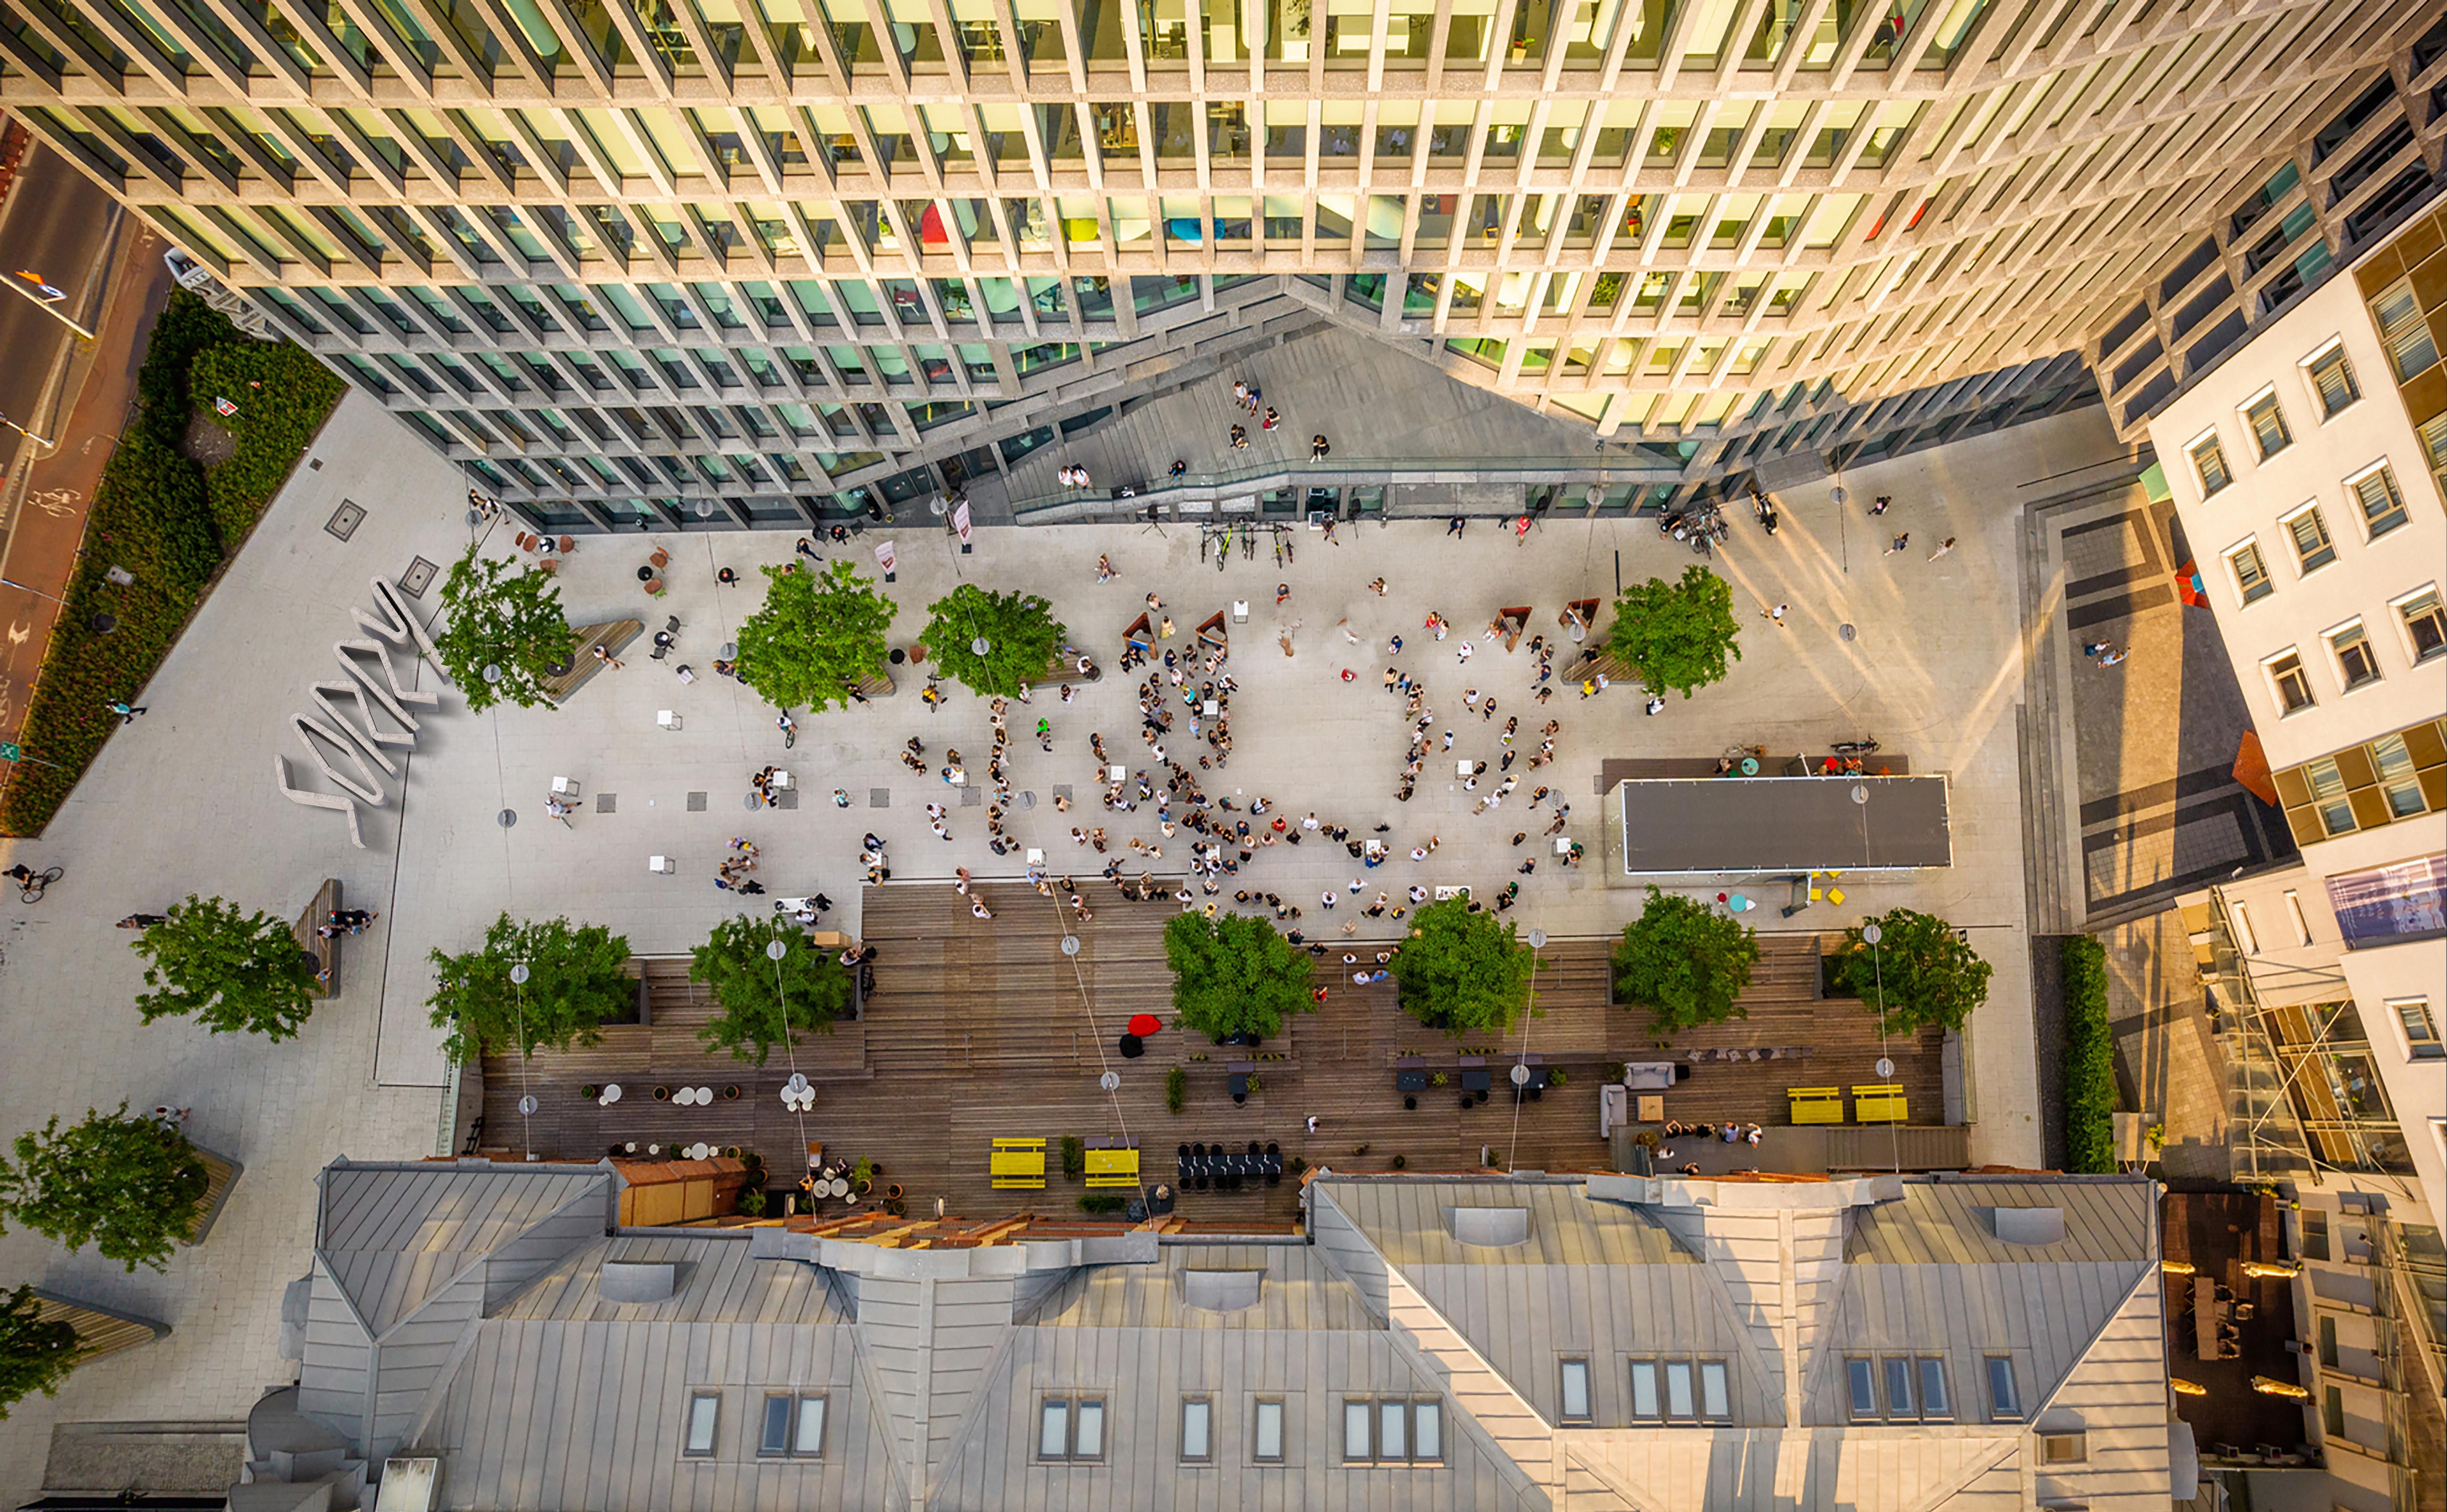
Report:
0,743,21,762
14,272,64,301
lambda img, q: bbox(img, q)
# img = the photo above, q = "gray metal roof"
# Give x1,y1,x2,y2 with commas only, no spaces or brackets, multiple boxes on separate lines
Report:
279,1163,2176,1512
1614,775,1953,873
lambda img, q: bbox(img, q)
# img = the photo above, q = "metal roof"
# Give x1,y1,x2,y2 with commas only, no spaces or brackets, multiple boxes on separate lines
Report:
1614,775,1953,874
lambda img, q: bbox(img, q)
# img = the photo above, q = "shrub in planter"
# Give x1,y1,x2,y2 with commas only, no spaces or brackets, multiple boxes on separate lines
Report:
1077,1193,1130,1214
1059,1136,1086,1180
1164,1065,1187,1114
2061,937,2117,1173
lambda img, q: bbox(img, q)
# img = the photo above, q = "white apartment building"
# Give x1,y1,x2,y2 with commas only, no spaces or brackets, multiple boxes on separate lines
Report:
2150,198,2446,1512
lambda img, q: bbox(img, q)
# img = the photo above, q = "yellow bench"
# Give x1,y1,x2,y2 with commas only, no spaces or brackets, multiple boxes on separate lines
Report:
990,1138,1046,1190
1084,1148,1140,1189
1851,1084,1907,1123
1788,1086,1846,1125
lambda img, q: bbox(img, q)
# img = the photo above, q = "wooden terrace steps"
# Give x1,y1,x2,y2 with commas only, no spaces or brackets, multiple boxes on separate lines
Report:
477,885,1950,1228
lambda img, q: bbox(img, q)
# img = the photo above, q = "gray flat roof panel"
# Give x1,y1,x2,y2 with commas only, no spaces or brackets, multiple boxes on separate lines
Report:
1615,775,1950,873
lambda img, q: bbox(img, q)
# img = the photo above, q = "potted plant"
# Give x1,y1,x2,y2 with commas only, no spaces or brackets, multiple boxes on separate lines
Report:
579,1084,599,1101
1429,1071,1448,1087
886,1182,904,1200
1245,1074,1262,1094
736,1188,768,1218
1391,1155,1408,1170
723,1085,741,1100
1549,1068,1567,1086
852,1156,874,1195
653,1085,671,1101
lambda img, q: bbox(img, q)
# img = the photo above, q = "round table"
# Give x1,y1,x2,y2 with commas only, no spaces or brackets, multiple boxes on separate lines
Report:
829,1177,850,1198
636,565,655,582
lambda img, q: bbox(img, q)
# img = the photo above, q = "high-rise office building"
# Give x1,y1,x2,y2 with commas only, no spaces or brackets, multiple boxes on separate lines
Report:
1,0,2441,530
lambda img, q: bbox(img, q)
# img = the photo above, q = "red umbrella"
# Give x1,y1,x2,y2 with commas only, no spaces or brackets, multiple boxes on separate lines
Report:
1127,1013,1162,1037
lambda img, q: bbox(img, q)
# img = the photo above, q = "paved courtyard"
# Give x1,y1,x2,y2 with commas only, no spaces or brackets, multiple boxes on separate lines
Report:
0,387,2128,1500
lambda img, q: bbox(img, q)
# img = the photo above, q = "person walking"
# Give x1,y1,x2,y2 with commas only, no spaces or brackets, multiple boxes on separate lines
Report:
105,700,146,723
1446,515,1465,537
1928,536,1957,560
1761,603,1788,627
1310,434,1331,461
2095,646,2130,668
1276,581,1291,606
592,644,623,670
776,709,797,749
1869,495,1892,515
1884,532,1910,554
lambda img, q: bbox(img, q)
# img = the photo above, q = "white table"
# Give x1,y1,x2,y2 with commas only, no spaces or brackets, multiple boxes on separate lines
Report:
656,710,681,730
551,775,581,797
1108,765,1126,782
1456,760,1473,777
771,769,793,789
649,855,675,874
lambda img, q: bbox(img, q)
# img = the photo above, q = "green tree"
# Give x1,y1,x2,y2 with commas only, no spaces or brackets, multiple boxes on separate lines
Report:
0,1284,83,1419
1833,908,1994,1034
920,584,1065,697
735,560,898,713
1613,887,1760,1035
0,1105,210,1274
1393,899,1536,1036
131,895,321,1041
433,545,577,713
426,914,634,1063
1163,912,1315,1042
1605,565,1743,699
691,915,855,1064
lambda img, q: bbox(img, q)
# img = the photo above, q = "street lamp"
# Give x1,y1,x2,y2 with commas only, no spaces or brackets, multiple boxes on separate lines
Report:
4,271,97,342
0,408,57,448
0,575,68,607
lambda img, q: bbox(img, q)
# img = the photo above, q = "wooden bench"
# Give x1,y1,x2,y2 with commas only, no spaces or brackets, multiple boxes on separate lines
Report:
290,878,340,998
540,619,643,704
990,1137,1046,1190
1851,1084,1907,1123
1788,1086,1846,1125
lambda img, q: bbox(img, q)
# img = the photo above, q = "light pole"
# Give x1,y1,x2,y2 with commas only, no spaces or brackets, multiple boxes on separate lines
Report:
4,271,97,343
0,575,67,607
0,409,56,448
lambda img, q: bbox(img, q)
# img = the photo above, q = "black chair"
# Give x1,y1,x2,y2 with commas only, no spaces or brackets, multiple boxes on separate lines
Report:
1404,1096,1418,1110
1233,1093,1246,1105
1248,1141,1262,1156
1266,1172,1281,1186
1266,1141,1279,1156
1193,1142,1206,1157
1178,1144,1191,1159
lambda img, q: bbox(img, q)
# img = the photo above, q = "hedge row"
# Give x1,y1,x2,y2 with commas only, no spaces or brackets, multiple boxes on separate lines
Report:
0,291,342,835
2061,936,2117,1173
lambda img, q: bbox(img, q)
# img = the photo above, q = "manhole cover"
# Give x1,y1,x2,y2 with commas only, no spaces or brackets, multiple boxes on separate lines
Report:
1019,791,1037,809
1829,486,1849,507
687,791,708,812
777,787,800,809
596,793,617,813
960,787,982,806
870,788,891,807
399,556,438,598
325,500,366,541
1839,623,1856,641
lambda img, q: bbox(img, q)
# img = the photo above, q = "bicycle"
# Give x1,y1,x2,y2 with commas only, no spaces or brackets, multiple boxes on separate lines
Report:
11,865,62,903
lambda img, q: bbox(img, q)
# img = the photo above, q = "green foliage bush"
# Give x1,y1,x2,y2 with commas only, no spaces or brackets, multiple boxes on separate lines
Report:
1164,1065,1187,1114
0,1104,210,1274
2061,937,2117,1174
0,1283,84,1419
0,293,341,835
1059,1135,1086,1180
1076,1193,1129,1214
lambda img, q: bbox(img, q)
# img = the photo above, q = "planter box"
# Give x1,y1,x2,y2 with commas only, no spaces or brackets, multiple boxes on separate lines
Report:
290,878,339,999
182,1145,244,1246
32,1289,169,1356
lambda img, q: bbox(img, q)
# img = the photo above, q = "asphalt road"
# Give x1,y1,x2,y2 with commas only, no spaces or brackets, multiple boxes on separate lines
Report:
0,143,119,435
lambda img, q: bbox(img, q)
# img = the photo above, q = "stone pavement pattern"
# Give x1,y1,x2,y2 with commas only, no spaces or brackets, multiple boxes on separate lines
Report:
0,387,2122,1502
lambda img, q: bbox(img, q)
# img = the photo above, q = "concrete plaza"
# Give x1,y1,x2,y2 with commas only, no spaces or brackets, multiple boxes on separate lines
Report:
0,385,2126,1501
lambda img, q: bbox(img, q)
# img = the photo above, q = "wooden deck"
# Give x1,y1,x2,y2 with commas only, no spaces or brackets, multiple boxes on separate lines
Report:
476,887,1947,1227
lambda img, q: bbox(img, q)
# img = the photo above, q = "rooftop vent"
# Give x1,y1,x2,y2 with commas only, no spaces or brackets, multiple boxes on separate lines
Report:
600,1260,678,1303
1992,1207,2066,1245
1446,1206,1531,1248
1181,1270,1262,1312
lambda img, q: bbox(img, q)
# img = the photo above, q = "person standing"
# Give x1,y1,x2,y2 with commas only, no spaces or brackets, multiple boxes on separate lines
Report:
1310,434,1331,461
1446,516,1465,537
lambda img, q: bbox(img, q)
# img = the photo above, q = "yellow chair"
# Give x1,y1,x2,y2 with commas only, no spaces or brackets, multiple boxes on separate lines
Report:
1085,1148,1140,1189
1851,1084,1907,1123
1788,1086,1846,1125
1826,887,1846,907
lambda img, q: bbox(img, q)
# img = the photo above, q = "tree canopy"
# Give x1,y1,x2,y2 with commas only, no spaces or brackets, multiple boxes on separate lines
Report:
690,915,856,1064
1163,912,1316,1042
426,913,634,1063
433,544,577,713
1613,887,1759,1035
1833,908,1993,1034
734,560,897,713
0,1105,210,1274
0,1284,83,1419
919,584,1065,697
131,894,322,1041
1605,565,1743,699
1392,899,1537,1036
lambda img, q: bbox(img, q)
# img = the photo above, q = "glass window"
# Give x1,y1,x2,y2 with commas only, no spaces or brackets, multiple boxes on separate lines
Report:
2393,998,2442,1060
2374,281,2439,380
792,1395,826,1456
1629,1360,1660,1419
2304,756,2356,836
1038,1399,1069,1460
2243,392,2293,459
2267,651,2316,714
2042,1432,2087,1465
1412,1402,1441,1461
1698,1361,1730,1421
2284,505,2335,572
2226,540,2274,604
2349,466,2408,538
1665,1360,1694,1419
2190,433,2231,495
1917,1360,1950,1420
2303,1208,2332,1259
1984,1357,2020,1419
1559,1360,1591,1421
1343,1401,1371,1462
2399,589,2447,662
2306,344,2359,416
1075,1399,1104,1460
1253,1400,1284,1462
2372,734,2427,818
1378,1401,1407,1460
1846,1359,1877,1419
2328,622,2381,689
759,1395,792,1455
684,1391,720,1456
1883,1356,1914,1419
1180,1398,1211,1462
2423,413,2447,497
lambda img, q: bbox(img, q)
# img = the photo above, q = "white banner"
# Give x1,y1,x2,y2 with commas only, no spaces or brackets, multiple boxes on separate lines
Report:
951,499,972,543
873,540,897,573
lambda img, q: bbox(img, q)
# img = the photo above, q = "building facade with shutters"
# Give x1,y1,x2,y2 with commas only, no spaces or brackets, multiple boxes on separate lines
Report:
0,0,2443,528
